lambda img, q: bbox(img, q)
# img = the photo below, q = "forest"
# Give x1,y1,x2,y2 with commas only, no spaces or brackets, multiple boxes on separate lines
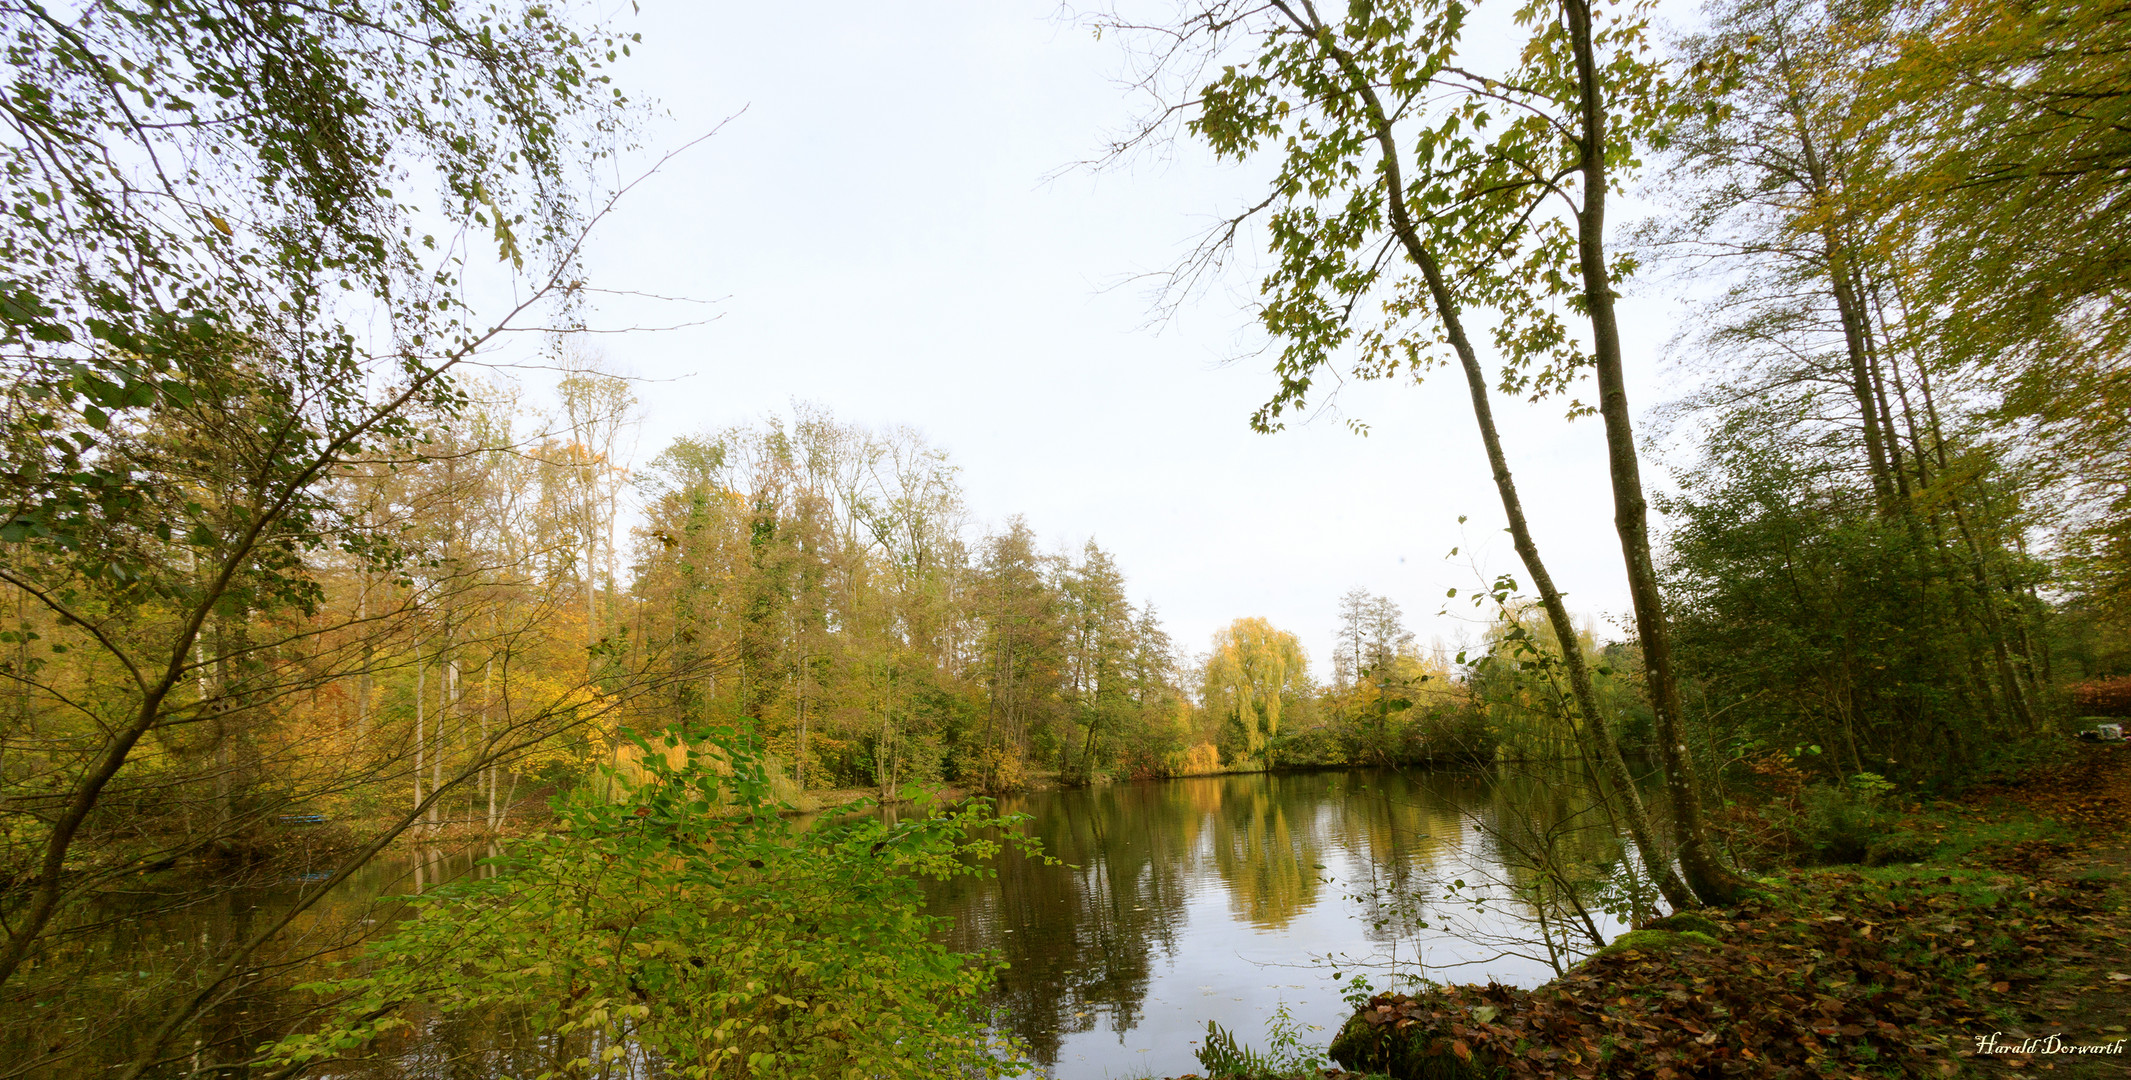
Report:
0,0,2124,1076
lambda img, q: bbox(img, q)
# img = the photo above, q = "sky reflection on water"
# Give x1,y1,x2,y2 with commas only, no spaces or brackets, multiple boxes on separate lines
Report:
14,763,1640,1079
922,765,1634,1078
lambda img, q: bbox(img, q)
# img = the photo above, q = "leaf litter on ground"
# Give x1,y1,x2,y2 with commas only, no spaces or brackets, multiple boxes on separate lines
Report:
1173,743,2131,1079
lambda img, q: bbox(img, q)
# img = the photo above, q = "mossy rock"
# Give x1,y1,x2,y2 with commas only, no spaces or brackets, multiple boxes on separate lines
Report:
1588,928,1723,962
1642,912,1724,938
1328,1000,1506,1080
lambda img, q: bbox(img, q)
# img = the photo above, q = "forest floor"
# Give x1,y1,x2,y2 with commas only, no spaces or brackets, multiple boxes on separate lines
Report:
1168,741,2131,1080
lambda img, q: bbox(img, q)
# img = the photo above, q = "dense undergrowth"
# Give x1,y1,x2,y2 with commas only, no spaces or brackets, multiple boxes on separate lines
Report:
267,728,1043,1079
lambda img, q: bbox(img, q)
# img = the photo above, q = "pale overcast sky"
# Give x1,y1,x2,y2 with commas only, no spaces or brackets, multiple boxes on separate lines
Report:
540,1,1699,673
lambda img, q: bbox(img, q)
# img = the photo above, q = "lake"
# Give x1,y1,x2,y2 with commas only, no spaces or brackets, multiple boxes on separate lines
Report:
923,764,1641,1077
11,762,1650,1078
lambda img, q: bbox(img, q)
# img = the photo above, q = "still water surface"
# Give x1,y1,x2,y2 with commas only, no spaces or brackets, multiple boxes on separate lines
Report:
36,763,1637,1078
926,766,1631,1077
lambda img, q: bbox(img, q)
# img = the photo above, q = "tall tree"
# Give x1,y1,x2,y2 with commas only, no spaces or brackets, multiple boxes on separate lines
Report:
0,0,644,1066
1333,587,1373,695
557,357,640,655
629,410,1022,793
1061,540,1134,782
1652,0,2061,755
1872,0,2131,655
973,519,1064,791
1202,617,1309,767
1657,0,1913,509
1093,0,1733,904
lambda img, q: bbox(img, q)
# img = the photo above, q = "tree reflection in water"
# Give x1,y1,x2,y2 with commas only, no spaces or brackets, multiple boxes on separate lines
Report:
15,764,1640,1079
925,762,1639,1077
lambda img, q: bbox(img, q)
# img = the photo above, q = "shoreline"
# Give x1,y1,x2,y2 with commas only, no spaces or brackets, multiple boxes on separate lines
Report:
1158,741,2131,1080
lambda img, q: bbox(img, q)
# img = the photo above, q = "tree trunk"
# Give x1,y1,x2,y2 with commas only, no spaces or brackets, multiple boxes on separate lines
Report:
483,653,496,831
430,643,445,829
1951,505,2038,730
211,617,232,848
356,574,372,742
414,657,426,829
1786,102,1899,512
877,667,898,802
1292,8,1697,909
1414,247,1698,911
1563,0,1746,906
584,525,599,652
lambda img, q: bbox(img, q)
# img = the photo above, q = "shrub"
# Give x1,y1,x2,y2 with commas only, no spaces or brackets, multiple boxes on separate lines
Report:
267,727,1036,1078
1197,1004,1327,1080
1796,775,1901,865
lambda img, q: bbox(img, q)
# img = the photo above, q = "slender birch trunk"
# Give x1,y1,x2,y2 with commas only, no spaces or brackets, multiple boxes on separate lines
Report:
431,644,447,828
1291,8,1697,909
483,652,496,831
356,573,372,742
1564,0,1745,905
414,658,426,828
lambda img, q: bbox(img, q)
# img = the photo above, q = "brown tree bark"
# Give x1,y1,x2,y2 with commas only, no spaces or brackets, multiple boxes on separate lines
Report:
1785,101,1902,513
1413,246,1699,912
1284,6,1698,911
1562,0,1748,906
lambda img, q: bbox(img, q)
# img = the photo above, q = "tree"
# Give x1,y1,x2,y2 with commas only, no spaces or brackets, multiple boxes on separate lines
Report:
1331,589,1422,746
266,730,1036,1078
972,519,1064,791
1332,587,1372,695
1061,540,1134,782
638,434,732,733
1657,404,2034,778
1649,0,2065,757
0,0,646,1069
557,355,641,655
1363,595,1413,680
629,409,1012,795
1092,0,1735,904
1202,617,1309,767
1868,0,2131,653
1117,601,1192,775
1654,0,1914,511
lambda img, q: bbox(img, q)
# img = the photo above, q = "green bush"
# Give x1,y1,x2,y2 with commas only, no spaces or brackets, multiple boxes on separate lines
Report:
1796,775,1901,865
267,726,1036,1078
1196,1003,1328,1080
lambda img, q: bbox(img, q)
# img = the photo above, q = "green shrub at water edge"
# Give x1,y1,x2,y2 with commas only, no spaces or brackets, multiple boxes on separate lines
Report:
265,726,1039,1078
1196,1003,1329,1080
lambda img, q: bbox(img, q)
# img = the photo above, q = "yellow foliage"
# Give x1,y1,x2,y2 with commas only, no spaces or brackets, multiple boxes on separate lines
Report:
610,733,803,807
969,746,1028,794
1174,742,1223,776
1202,617,1308,761
613,736,706,788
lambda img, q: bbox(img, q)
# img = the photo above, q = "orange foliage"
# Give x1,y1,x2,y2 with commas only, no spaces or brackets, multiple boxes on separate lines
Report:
2070,677,2131,717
